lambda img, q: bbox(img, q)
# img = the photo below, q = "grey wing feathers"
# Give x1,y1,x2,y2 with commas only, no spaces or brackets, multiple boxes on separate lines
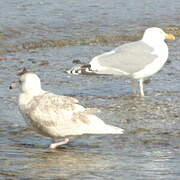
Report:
93,41,157,74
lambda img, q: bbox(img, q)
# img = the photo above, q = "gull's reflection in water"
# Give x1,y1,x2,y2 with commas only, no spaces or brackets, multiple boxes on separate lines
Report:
23,139,118,179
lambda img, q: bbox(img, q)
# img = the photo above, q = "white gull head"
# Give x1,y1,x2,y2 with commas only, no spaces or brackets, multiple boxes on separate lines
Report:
142,27,175,46
20,73,43,95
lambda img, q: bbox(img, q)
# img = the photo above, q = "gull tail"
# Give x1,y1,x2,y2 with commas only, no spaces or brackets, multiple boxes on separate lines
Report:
67,64,95,75
86,115,124,135
87,124,124,135
97,124,124,134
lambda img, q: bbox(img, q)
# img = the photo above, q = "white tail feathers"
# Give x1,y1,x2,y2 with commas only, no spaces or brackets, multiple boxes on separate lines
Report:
86,115,124,135
86,124,124,135
103,124,124,134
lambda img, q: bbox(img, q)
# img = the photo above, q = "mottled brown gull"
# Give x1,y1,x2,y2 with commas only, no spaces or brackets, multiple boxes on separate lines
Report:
10,69,124,149
68,27,175,97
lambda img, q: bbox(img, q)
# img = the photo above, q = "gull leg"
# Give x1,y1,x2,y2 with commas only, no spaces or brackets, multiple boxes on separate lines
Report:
131,79,138,96
49,138,69,149
139,79,144,97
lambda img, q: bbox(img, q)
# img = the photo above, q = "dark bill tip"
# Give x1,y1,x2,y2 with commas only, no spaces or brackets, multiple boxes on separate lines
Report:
9,81,18,89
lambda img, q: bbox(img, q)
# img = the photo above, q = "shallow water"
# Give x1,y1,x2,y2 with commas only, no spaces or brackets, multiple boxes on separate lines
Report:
0,0,180,179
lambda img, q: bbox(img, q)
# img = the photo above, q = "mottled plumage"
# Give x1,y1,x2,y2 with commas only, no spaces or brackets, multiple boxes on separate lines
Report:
10,72,124,148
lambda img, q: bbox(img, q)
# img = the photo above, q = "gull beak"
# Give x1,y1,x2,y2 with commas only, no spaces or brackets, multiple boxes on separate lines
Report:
9,80,19,89
165,33,175,40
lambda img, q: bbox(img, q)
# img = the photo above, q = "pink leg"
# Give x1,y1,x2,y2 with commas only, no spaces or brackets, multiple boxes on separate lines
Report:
49,138,69,149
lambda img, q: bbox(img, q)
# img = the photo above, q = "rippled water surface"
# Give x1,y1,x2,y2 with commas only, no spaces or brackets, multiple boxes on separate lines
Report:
0,0,180,179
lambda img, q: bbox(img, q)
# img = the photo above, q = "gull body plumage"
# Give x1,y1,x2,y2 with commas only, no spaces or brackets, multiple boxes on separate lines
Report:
10,71,124,148
68,27,175,96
